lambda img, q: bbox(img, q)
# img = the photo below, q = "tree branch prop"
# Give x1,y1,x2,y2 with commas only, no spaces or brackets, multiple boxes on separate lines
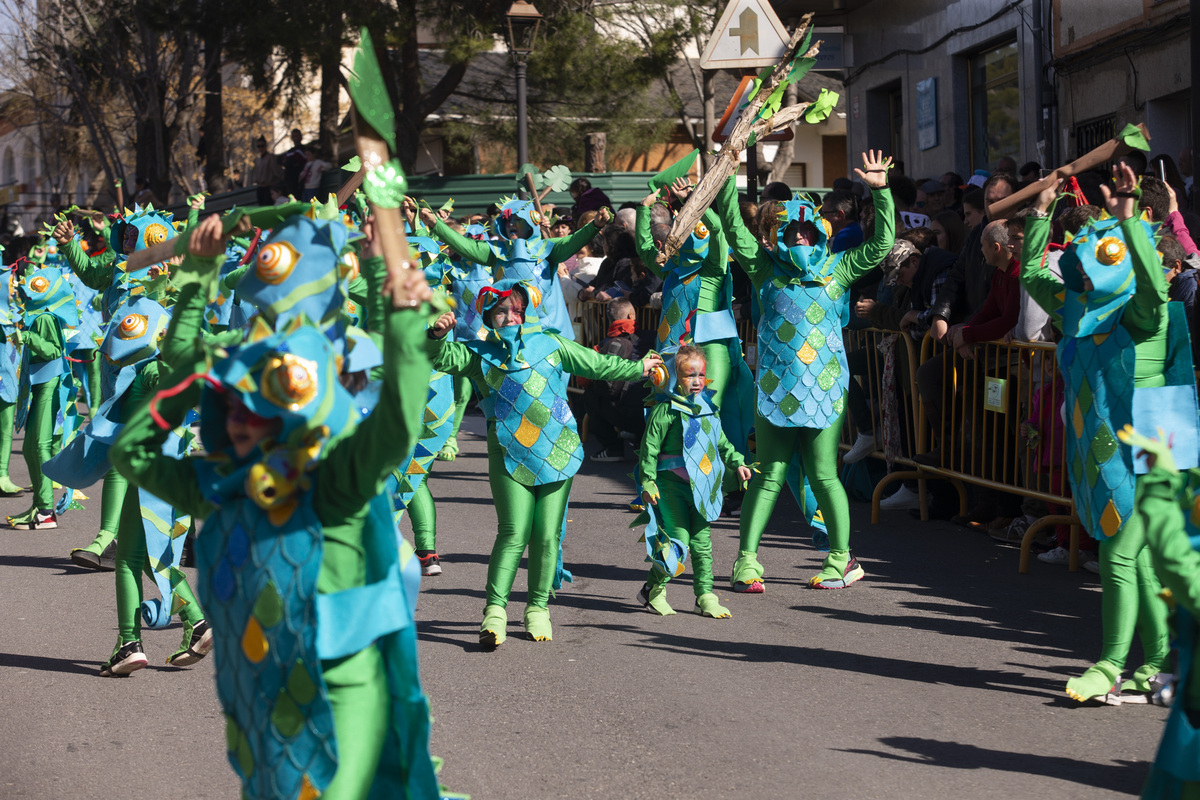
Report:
987,123,1152,220
657,13,819,266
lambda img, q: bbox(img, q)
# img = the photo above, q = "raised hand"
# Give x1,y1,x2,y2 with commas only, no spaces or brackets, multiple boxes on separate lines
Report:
641,189,660,208
187,213,226,259
52,219,75,246
854,150,893,189
1099,162,1139,222
670,177,692,202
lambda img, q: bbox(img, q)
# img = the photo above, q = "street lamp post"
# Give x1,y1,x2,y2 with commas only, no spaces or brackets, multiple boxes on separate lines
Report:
505,1,542,172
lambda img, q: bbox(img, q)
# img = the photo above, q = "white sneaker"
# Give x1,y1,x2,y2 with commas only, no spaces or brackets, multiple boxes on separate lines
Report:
1037,546,1070,565
879,485,920,510
844,432,876,464
1083,558,1101,574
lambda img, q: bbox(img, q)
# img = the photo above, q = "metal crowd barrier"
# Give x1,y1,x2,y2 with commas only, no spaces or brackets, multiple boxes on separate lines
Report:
856,331,1081,573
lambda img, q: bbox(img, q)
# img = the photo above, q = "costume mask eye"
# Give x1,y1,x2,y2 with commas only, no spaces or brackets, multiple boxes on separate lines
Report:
29,276,49,293
340,251,360,281
256,242,302,285
1095,237,1127,266
694,222,709,239
143,223,169,249
117,313,148,340
261,353,319,411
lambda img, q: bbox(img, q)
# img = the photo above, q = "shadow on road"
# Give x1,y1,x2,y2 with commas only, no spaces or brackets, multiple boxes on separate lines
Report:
0,651,98,676
836,736,1146,794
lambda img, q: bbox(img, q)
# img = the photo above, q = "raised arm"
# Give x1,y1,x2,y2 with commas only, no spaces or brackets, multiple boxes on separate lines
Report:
430,217,495,266
834,151,897,287
549,212,606,263
714,175,773,286
1018,184,1064,324
314,274,434,520
634,202,661,277
54,220,116,291
1099,165,1169,336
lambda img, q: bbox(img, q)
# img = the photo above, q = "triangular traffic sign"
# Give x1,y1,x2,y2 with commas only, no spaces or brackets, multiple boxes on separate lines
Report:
699,0,791,70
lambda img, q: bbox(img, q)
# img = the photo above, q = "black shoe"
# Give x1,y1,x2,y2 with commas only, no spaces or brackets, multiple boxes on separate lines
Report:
590,447,624,463
166,619,213,667
100,640,148,677
636,583,651,607
179,535,195,568
70,540,117,572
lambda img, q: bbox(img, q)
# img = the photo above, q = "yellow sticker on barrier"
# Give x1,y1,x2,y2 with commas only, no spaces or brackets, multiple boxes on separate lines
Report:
984,376,1008,413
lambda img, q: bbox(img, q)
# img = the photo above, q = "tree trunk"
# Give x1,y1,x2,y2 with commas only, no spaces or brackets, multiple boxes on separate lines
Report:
700,70,716,173
584,132,606,172
201,31,227,192
318,5,343,163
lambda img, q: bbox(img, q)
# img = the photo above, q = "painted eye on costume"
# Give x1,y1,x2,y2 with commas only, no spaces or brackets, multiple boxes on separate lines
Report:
1095,237,1127,266
529,209,542,225
29,276,49,293
117,313,149,340
340,251,360,281
342,213,354,227
525,285,542,309
693,222,709,239
261,353,319,411
649,364,669,388
256,241,302,285
142,223,169,249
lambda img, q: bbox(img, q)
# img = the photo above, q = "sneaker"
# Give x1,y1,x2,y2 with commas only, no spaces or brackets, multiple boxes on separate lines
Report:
418,552,442,576
879,485,920,510
100,640,148,677
7,508,57,530
166,619,213,667
1037,545,1070,565
843,432,877,464
590,447,624,463
988,516,1026,544
1083,558,1101,574
810,555,866,590
70,540,117,572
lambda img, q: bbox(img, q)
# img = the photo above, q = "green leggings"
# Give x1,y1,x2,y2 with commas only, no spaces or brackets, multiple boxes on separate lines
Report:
1096,513,1169,674
320,645,389,799
486,437,573,609
115,486,202,643
0,399,13,477
409,481,436,553
739,410,849,554
25,378,59,510
700,340,731,413
446,375,473,444
73,349,100,415
647,474,714,597
99,469,128,538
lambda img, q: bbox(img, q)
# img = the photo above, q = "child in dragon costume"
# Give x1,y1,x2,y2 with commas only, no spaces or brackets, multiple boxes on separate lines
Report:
29,236,102,415
422,200,608,341
714,150,896,592
7,265,79,529
635,344,751,617
426,278,661,645
110,213,443,799
46,297,211,675
1020,166,1193,703
1118,427,1200,799
438,222,494,462
53,207,179,557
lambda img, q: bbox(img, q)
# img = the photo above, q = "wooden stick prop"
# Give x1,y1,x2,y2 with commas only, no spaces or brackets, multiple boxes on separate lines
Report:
125,203,310,272
657,13,819,266
347,27,418,306
987,123,1152,220
115,179,123,210
525,172,545,221
336,167,367,206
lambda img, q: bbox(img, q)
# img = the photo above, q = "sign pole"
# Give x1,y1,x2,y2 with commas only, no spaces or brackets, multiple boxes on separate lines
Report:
747,146,758,203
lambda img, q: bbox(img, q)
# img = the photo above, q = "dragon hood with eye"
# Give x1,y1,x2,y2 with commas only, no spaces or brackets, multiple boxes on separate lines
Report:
1058,216,1153,338
112,205,177,256
20,267,79,328
771,197,834,281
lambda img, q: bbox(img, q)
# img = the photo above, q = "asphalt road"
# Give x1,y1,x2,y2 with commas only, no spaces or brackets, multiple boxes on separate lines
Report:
0,415,1170,798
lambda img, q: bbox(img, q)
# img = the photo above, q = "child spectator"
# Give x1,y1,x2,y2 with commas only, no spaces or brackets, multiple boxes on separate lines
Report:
584,298,647,461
